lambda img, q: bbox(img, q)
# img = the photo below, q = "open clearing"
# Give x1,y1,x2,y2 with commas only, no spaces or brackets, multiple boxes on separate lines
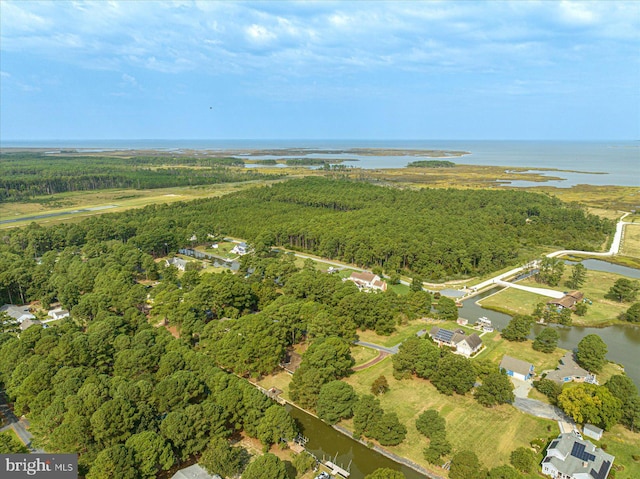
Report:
621,224,640,258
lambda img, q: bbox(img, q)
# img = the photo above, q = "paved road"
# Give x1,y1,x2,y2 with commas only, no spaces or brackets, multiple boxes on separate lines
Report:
0,389,41,451
494,279,565,298
354,341,400,354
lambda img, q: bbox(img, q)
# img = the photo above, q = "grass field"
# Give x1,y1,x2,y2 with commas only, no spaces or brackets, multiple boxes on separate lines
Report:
477,333,566,373
598,425,640,479
0,180,283,229
356,321,430,347
351,345,380,366
621,224,640,258
479,268,637,327
343,359,556,473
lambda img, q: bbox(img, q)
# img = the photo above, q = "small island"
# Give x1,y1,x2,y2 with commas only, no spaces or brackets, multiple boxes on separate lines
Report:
407,159,456,168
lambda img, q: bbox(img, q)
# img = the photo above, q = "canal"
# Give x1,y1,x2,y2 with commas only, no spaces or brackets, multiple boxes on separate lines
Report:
286,405,433,479
461,259,640,388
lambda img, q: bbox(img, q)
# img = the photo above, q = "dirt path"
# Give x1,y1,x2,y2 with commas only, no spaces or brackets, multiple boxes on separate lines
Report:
352,351,390,371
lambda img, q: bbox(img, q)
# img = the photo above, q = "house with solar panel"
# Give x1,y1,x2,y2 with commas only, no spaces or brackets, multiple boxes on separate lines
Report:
428,326,483,358
541,432,614,479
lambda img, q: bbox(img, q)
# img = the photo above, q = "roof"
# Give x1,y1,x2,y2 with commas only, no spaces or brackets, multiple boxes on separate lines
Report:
19,318,43,331
462,333,483,350
584,424,604,436
548,291,583,309
544,433,614,479
171,464,219,479
1,304,35,322
430,326,455,344
166,257,188,268
350,271,378,283
545,351,589,382
499,355,534,376
567,291,584,300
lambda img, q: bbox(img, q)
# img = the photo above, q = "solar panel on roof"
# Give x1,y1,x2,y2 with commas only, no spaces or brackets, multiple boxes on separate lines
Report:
571,442,596,462
436,329,455,342
590,461,611,479
549,440,559,449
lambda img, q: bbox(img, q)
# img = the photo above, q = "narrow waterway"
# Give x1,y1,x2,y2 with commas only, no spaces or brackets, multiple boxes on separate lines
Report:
461,258,640,388
286,405,431,479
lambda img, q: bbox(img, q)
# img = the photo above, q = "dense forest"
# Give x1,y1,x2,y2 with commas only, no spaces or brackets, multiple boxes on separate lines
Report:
0,153,281,201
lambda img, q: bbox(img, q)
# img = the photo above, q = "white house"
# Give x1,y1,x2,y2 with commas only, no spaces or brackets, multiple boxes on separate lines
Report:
429,327,483,358
347,272,387,292
47,308,70,320
230,242,248,255
165,257,189,271
541,433,613,479
500,355,535,381
0,304,36,323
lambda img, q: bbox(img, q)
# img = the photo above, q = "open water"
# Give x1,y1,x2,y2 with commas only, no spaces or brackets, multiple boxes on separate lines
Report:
3,139,639,187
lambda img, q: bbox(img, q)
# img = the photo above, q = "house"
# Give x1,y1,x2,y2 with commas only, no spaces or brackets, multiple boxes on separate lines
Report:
0,304,36,323
171,464,220,479
545,351,595,384
230,242,248,255
165,257,189,271
583,424,604,442
500,355,535,381
541,433,614,479
347,271,387,292
454,333,483,357
47,308,70,320
429,327,483,358
548,291,584,311
19,318,44,331
456,318,468,326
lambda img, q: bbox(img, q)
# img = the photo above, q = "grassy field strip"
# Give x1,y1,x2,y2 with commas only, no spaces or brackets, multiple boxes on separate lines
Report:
621,224,640,258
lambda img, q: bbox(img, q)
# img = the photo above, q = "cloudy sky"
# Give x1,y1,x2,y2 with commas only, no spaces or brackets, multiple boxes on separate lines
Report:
1,1,638,140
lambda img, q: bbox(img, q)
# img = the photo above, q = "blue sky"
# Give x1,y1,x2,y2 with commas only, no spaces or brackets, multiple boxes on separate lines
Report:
1,1,638,140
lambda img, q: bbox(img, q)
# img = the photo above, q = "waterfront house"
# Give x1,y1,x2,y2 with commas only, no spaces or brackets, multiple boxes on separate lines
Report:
541,433,613,479
429,327,483,357
545,351,595,384
230,242,248,255
548,291,584,311
500,355,535,381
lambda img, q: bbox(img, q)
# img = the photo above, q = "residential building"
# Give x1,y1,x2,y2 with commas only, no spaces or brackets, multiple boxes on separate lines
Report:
347,271,387,292
548,291,584,311
541,433,614,479
500,355,535,381
230,242,248,255
546,351,595,384
429,327,483,358
0,304,36,323
47,308,70,320
165,257,189,271
19,318,44,331
171,464,221,479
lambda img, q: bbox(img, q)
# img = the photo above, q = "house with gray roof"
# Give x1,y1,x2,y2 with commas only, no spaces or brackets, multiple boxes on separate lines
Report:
165,257,189,271
500,355,535,381
429,327,483,358
0,304,36,323
545,351,596,384
171,464,221,479
19,318,44,331
541,432,613,479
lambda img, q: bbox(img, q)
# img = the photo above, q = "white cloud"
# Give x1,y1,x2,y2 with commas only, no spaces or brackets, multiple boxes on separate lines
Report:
558,1,598,26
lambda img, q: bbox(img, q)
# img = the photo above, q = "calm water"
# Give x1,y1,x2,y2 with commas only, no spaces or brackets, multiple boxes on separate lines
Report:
464,259,640,388
287,405,430,479
3,140,639,186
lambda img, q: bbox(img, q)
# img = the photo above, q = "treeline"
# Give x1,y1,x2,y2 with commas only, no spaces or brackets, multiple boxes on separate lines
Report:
0,153,279,201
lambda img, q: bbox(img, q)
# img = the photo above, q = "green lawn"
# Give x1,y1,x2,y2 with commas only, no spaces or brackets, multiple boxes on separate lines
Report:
479,267,637,327
356,321,429,347
598,425,640,479
621,224,640,258
477,333,566,373
351,345,380,366
343,359,557,473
